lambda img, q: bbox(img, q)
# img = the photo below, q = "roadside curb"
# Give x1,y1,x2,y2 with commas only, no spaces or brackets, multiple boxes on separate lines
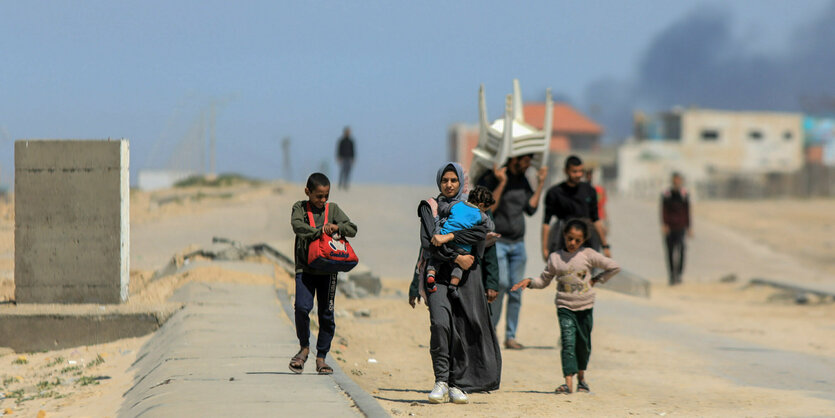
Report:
276,287,390,418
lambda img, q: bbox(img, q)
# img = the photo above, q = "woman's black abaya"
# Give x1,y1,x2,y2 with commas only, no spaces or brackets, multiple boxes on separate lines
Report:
418,201,502,392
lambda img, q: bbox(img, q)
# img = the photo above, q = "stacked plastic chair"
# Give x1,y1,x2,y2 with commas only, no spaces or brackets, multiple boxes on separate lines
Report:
470,79,553,185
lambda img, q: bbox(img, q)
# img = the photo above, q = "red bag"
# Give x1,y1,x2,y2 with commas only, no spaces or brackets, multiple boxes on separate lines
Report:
306,202,359,272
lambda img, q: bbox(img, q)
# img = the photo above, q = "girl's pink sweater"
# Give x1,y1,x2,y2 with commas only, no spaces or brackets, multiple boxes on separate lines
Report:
528,247,620,311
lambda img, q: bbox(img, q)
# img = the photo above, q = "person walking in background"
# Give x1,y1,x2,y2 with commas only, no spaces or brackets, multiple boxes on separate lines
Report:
542,155,611,261
476,154,547,350
661,172,691,286
336,126,355,190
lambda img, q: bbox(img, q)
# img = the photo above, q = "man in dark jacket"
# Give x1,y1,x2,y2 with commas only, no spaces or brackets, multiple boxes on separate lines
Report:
541,155,611,260
661,172,691,285
336,127,355,190
477,154,547,350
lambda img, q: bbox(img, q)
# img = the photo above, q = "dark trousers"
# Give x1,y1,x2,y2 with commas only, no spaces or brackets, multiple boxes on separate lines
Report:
558,308,593,377
294,272,337,359
427,281,453,383
665,229,686,285
338,159,353,190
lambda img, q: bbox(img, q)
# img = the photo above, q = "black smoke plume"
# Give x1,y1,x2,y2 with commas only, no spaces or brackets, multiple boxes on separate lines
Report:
585,1,835,142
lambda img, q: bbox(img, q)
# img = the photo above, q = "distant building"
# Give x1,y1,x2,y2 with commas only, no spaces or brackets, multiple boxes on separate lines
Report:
523,103,603,152
803,116,835,165
619,108,804,198
448,123,480,176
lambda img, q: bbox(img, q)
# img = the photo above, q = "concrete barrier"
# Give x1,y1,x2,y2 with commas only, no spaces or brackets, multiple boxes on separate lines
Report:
0,303,181,352
598,269,651,298
15,139,130,303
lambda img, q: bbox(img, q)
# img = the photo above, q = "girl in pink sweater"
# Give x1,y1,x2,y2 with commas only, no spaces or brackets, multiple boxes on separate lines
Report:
512,219,620,394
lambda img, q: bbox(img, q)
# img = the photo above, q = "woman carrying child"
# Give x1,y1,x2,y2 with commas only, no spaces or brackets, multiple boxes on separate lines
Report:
408,162,502,404
424,185,495,300
512,219,619,394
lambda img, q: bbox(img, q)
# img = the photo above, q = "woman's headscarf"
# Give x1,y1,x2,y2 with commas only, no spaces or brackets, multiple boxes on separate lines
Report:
435,161,467,201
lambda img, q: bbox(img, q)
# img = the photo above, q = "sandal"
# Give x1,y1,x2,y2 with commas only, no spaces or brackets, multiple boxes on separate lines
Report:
577,380,590,393
288,350,308,374
555,384,572,394
316,360,334,375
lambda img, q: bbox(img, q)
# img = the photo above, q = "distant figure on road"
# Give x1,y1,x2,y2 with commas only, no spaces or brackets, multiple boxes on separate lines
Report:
289,173,357,375
661,172,691,285
336,127,355,190
476,154,547,350
584,167,608,236
512,219,620,394
542,155,611,260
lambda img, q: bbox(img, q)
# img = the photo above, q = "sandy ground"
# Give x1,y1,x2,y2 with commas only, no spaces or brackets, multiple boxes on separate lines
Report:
0,182,282,417
696,199,835,276
0,337,149,418
333,279,835,417
2,184,835,416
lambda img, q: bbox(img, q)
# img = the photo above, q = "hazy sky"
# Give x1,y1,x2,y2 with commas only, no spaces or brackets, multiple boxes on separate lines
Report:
0,0,830,186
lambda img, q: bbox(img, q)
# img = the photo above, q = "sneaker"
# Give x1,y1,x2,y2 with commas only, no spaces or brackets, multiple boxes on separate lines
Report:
426,275,437,293
448,284,461,301
449,386,469,404
428,381,449,404
504,339,524,350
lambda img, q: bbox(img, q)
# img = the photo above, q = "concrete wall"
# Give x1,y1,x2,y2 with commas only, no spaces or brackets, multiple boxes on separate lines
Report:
15,140,129,303
0,303,179,352
680,109,804,174
617,141,692,198
619,109,805,198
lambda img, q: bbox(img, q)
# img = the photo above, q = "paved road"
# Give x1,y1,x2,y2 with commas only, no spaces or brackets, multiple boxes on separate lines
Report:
119,271,362,416
606,197,829,286
131,184,436,279
131,190,291,271
129,190,389,417
596,296,835,401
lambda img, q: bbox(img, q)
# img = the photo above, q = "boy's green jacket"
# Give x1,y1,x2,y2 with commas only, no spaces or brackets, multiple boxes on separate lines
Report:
291,200,357,274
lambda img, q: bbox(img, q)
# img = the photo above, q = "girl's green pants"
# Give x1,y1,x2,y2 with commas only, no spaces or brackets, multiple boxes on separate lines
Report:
558,307,593,377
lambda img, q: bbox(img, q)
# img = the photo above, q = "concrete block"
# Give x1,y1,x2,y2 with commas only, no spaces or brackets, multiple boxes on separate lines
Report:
15,139,130,304
598,269,651,298
336,265,382,298
349,271,382,296
15,140,124,170
0,303,181,352
14,285,125,304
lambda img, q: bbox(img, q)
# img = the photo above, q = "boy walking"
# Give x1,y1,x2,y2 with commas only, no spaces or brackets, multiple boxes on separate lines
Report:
289,172,357,374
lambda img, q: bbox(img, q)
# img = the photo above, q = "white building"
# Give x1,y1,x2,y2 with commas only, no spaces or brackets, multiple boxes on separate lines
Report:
618,108,804,198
